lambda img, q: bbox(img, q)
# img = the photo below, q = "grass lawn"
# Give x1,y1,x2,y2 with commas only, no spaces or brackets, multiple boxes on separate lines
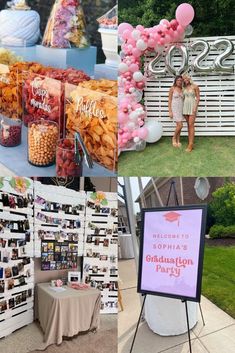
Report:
118,136,235,176
202,245,235,318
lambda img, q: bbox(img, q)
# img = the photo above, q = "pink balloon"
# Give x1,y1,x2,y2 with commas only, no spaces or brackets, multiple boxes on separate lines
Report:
132,48,142,57
136,25,145,32
129,63,139,72
122,29,132,40
147,39,155,48
176,3,195,26
170,19,179,30
136,81,145,90
118,112,128,124
138,127,148,139
118,23,133,35
177,25,185,34
165,34,172,43
127,38,136,46
132,131,138,138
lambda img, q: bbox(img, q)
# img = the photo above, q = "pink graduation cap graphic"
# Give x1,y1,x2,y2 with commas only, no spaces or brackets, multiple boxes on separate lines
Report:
163,211,181,226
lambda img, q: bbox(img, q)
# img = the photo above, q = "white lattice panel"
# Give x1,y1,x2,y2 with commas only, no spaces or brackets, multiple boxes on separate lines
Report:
144,35,235,136
0,177,34,338
83,192,118,314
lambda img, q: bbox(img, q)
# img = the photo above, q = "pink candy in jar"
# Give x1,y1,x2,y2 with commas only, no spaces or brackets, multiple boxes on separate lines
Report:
0,117,22,147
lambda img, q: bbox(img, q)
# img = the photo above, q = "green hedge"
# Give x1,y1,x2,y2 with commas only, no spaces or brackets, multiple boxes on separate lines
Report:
209,224,235,239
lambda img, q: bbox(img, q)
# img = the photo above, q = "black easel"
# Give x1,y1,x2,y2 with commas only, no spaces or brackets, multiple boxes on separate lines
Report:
130,180,205,353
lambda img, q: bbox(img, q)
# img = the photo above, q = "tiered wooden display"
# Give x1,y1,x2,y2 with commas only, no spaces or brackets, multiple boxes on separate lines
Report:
0,177,34,339
83,192,118,314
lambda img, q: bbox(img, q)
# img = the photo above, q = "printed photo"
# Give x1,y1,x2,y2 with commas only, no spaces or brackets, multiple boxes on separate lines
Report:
94,237,100,246
15,295,22,305
8,279,14,290
86,249,93,257
5,267,12,278
111,208,117,217
11,248,19,260
103,239,109,247
102,207,110,214
100,255,108,261
12,266,19,277
9,298,15,309
0,280,5,293
0,300,7,313
95,205,101,213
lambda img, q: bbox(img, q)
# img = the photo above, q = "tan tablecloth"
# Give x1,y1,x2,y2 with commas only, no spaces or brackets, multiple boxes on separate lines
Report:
37,283,101,346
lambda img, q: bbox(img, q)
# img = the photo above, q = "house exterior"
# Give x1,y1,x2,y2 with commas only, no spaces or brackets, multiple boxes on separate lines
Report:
135,177,235,208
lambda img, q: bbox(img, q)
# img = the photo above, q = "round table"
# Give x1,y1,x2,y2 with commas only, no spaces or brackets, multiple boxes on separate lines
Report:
145,295,198,336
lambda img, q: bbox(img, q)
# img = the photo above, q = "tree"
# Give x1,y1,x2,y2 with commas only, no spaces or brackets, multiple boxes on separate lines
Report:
210,183,235,226
119,0,235,36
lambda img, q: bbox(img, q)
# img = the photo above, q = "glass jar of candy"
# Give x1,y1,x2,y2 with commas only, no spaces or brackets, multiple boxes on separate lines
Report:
28,120,59,167
0,117,22,147
56,138,83,176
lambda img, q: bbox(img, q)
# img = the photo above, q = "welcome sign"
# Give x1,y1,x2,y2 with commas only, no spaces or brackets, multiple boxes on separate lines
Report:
138,205,207,302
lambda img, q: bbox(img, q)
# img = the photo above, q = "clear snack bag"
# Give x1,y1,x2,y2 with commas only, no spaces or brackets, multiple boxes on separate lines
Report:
42,0,90,49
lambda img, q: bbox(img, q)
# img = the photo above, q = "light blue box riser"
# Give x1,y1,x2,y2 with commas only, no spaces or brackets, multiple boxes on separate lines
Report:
36,45,97,76
94,64,117,80
3,46,37,62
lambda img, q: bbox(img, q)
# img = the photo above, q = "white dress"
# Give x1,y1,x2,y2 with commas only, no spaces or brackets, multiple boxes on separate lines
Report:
171,90,184,122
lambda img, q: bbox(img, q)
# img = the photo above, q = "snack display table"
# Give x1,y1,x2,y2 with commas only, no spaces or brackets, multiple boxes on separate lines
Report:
0,126,116,177
37,283,101,346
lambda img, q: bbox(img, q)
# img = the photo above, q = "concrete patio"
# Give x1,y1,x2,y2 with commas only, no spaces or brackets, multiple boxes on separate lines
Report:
118,259,235,353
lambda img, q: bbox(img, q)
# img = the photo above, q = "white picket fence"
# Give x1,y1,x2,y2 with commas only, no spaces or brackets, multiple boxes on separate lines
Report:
144,35,235,136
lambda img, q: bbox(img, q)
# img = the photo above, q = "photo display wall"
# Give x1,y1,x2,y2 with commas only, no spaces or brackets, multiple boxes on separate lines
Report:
0,177,34,339
34,181,86,271
83,192,118,314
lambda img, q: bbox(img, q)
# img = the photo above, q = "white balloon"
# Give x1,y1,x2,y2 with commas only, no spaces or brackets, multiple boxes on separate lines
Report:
133,89,143,102
160,19,170,27
136,39,147,51
118,62,129,73
131,29,141,40
133,137,140,143
145,120,163,143
129,111,139,120
133,71,144,82
127,122,135,129
185,25,193,36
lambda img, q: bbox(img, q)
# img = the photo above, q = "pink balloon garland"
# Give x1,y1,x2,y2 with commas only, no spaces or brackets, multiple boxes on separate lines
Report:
118,3,195,150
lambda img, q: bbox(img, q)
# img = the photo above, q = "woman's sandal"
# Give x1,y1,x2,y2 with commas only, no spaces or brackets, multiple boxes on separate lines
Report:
172,137,178,148
185,145,193,152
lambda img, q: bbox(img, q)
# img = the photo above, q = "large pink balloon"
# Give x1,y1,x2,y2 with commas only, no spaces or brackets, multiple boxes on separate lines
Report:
176,3,195,26
118,23,133,36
